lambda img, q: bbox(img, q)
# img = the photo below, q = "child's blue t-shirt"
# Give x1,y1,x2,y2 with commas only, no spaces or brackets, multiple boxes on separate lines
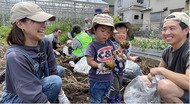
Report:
85,39,115,82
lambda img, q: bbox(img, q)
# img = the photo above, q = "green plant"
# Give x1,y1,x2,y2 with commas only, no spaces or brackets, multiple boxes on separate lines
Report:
0,25,12,43
132,27,140,30
112,16,120,23
131,36,169,51
45,22,72,44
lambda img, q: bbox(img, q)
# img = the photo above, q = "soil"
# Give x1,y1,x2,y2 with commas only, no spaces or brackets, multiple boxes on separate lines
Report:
0,42,160,103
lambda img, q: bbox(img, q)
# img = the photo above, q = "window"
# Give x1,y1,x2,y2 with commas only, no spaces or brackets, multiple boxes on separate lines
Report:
118,0,122,7
141,14,143,19
150,12,162,21
134,15,139,19
137,0,144,4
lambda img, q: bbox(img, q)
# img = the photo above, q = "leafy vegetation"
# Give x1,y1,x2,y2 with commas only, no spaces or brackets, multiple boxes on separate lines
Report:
0,25,12,43
112,16,120,23
131,35,169,51
45,22,72,44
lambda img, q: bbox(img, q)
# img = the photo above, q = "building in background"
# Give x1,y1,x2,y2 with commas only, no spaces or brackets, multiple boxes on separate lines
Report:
114,0,148,27
141,0,189,31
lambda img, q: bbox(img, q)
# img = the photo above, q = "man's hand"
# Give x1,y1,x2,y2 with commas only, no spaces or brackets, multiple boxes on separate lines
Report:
55,51,60,55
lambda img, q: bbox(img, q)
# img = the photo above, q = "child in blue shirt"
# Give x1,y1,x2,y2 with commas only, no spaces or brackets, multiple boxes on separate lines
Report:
85,14,116,103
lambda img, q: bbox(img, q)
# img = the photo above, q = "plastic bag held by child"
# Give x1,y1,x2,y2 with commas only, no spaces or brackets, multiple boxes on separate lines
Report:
124,76,160,103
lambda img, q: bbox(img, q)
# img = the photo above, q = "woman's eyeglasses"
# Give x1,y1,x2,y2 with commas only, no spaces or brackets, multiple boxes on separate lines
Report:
58,31,62,34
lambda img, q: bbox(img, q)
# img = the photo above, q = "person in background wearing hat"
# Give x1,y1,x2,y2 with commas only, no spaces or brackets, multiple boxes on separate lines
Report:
46,27,64,56
147,12,189,103
0,2,70,103
107,21,140,103
85,14,116,103
71,24,92,58
104,8,111,15
84,18,91,35
84,18,91,30
94,8,103,16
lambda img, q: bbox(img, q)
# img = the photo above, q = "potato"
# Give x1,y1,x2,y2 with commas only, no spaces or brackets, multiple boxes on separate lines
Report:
120,40,130,50
105,60,116,70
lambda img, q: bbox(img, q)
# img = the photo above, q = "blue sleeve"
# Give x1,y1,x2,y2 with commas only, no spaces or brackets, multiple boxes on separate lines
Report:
45,39,58,75
85,42,95,57
6,52,48,103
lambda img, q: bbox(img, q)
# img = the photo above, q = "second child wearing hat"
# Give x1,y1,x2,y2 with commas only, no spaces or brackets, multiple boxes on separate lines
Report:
107,21,141,103
112,22,139,61
85,14,116,103
0,2,70,103
147,12,190,103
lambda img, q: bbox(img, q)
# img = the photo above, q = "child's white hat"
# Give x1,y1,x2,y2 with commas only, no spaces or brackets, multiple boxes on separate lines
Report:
88,14,114,34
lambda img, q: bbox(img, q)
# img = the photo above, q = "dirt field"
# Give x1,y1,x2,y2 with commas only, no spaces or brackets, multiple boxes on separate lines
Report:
0,42,160,103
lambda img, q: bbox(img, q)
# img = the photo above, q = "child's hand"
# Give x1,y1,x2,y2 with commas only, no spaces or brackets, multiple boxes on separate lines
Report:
132,56,141,62
98,63,108,70
116,50,126,62
116,54,127,62
98,60,116,71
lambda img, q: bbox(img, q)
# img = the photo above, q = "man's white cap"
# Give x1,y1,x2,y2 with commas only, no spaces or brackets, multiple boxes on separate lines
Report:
164,12,189,27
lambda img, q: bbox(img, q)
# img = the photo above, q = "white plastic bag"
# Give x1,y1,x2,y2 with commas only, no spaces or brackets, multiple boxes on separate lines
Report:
73,57,91,74
63,46,69,56
124,76,160,103
123,60,143,82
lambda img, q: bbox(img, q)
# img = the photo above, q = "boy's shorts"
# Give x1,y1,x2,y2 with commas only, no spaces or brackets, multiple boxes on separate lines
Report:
180,90,189,103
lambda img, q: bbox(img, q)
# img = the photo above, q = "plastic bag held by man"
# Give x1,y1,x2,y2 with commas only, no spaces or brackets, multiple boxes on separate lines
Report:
124,76,161,103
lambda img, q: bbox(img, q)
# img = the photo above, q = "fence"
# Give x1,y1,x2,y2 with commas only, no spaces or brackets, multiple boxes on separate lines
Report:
0,0,108,26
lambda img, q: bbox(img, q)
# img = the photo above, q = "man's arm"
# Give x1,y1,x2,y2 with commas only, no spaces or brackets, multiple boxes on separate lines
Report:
158,58,167,67
149,58,189,90
72,38,82,49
